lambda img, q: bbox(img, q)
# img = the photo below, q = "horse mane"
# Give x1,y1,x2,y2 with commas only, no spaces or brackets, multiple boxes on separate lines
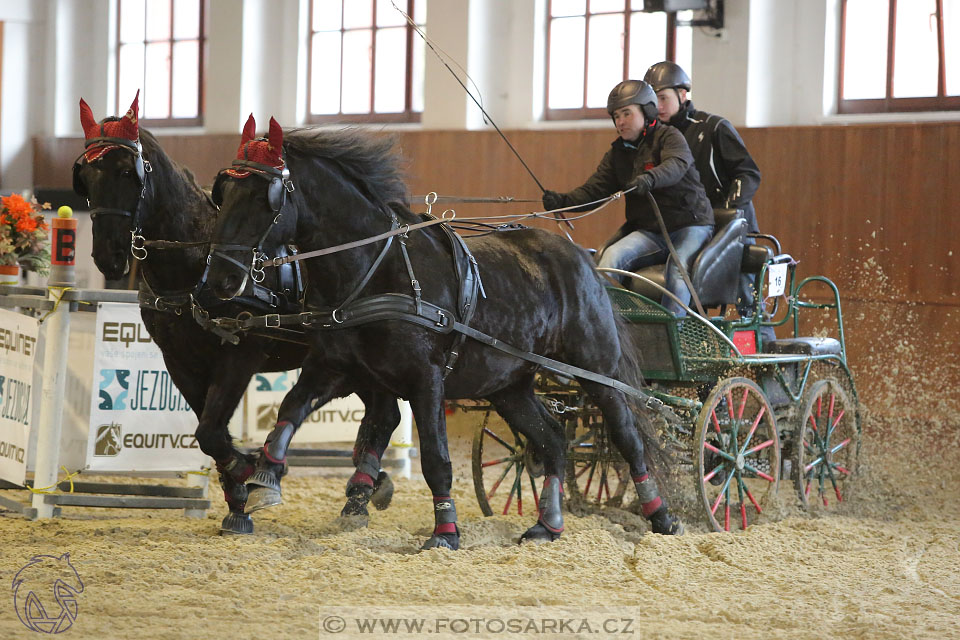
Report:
138,128,208,199
282,127,412,217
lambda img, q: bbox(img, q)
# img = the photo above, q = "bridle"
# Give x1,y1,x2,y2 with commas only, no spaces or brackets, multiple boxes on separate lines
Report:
72,120,153,260
207,161,406,319
208,157,295,291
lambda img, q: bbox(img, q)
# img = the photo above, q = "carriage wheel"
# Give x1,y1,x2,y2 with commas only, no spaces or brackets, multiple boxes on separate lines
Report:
472,411,544,517
793,378,859,510
695,377,780,532
564,410,631,509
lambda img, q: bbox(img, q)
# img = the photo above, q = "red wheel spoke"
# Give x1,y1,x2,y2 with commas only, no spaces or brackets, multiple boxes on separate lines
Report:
807,413,819,434
827,409,846,439
724,502,730,531
584,461,598,494
597,467,608,502
827,393,836,424
830,438,851,455
711,472,735,515
742,462,774,482
703,463,725,484
743,438,774,457
481,455,516,468
502,465,524,515
742,481,763,514
739,406,767,453
737,387,749,420
711,409,722,434
725,391,735,420
486,460,515,500
832,464,850,476
576,462,593,479
484,428,516,453
704,441,737,462
804,478,811,497
740,502,747,529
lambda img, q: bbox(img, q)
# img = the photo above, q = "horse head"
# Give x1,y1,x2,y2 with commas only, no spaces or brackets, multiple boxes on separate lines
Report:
208,114,295,300
74,92,149,280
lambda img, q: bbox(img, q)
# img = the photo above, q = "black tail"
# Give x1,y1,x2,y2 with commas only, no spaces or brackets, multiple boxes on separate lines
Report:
613,312,686,500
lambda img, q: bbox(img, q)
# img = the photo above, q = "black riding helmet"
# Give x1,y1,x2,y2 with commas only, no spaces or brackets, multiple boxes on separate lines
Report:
606,80,658,123
643,61,691,92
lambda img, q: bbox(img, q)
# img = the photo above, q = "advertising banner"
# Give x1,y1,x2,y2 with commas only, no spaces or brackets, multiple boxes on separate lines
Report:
0,308,39,485
85,303,207,471
245,371,364,443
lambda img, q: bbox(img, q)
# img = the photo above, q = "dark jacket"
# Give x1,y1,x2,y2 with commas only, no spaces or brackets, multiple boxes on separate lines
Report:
559,123,713,234
669,101,761,232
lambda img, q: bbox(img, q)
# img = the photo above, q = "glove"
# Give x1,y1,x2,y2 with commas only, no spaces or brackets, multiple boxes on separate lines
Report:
541,190,566,211
626,173,655,196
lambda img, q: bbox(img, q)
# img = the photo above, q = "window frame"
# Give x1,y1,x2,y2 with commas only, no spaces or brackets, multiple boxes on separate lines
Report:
116,0,207,128
306,0,422,124
839,0,960,114
544,2,680,121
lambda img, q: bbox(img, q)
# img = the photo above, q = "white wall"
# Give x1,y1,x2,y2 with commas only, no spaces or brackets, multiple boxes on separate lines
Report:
4,0,960,189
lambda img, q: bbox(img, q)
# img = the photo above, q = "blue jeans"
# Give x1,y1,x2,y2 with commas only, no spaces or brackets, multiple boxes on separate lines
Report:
598,225,714,316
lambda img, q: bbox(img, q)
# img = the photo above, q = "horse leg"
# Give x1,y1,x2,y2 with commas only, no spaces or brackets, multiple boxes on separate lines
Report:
408,383,459,551
163,355,257,535
579,381,684,535
246,360,348,513
341,390,401,517
194,352,268,534
488,384,568,543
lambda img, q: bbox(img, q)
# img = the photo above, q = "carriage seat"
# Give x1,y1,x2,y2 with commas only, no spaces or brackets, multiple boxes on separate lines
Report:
762,337,842,356
625,207,748,308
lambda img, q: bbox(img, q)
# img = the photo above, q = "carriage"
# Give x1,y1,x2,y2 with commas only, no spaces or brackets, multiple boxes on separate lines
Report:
75,103,860,541
470,207,862,532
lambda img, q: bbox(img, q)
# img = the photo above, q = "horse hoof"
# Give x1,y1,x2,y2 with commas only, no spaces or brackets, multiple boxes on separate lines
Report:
220,512,254,535
422,533,460,551
245,487,283,513
519,523,562,544
370,471,394,511
334,514,370,531
649,507,684,535
247,469,282,491
340,497,371,518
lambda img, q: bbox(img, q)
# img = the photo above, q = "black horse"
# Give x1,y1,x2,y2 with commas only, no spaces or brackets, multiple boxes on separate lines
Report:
204,120,684,549
73,98,401,534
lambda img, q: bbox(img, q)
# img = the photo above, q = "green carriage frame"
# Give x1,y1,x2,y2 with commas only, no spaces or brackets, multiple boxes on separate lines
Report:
471,249,863,533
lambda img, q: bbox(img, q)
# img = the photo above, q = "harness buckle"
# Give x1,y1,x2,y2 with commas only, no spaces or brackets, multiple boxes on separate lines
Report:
644,395,665,412
435,310,449,327
130,230,148,261
411,279,421,294
264,314,281,328
331,308,346,324
298,312,314,326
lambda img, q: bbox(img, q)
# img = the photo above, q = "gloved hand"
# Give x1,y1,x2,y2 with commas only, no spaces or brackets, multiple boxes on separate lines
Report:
626,173,655,196
541,190,566,211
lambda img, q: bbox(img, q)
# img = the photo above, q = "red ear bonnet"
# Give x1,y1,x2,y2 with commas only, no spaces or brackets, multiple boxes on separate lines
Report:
79,90,141,162
227,114,286,177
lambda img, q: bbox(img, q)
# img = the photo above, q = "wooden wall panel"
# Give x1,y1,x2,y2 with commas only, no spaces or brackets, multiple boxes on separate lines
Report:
35,122,959,309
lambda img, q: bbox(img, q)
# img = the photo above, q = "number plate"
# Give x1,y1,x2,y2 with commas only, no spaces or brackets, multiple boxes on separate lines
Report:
767,263,787,297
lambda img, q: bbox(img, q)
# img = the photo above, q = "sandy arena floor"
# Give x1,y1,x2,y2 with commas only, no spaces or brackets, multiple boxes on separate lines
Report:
1,401,959,640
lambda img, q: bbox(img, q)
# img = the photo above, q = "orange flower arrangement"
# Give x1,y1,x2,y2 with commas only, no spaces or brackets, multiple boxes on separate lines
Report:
0,193,51,275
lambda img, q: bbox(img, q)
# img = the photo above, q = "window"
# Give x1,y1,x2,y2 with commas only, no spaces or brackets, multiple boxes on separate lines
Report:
840,0,960,113
307,0,425,123
545,1,692,120
117,0,206,126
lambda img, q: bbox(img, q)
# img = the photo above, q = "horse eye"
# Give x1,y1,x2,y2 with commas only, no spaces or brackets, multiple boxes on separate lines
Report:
121,169,134,178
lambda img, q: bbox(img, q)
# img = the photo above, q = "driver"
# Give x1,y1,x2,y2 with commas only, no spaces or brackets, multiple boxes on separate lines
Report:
542,80,714,317
644,61,763,317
